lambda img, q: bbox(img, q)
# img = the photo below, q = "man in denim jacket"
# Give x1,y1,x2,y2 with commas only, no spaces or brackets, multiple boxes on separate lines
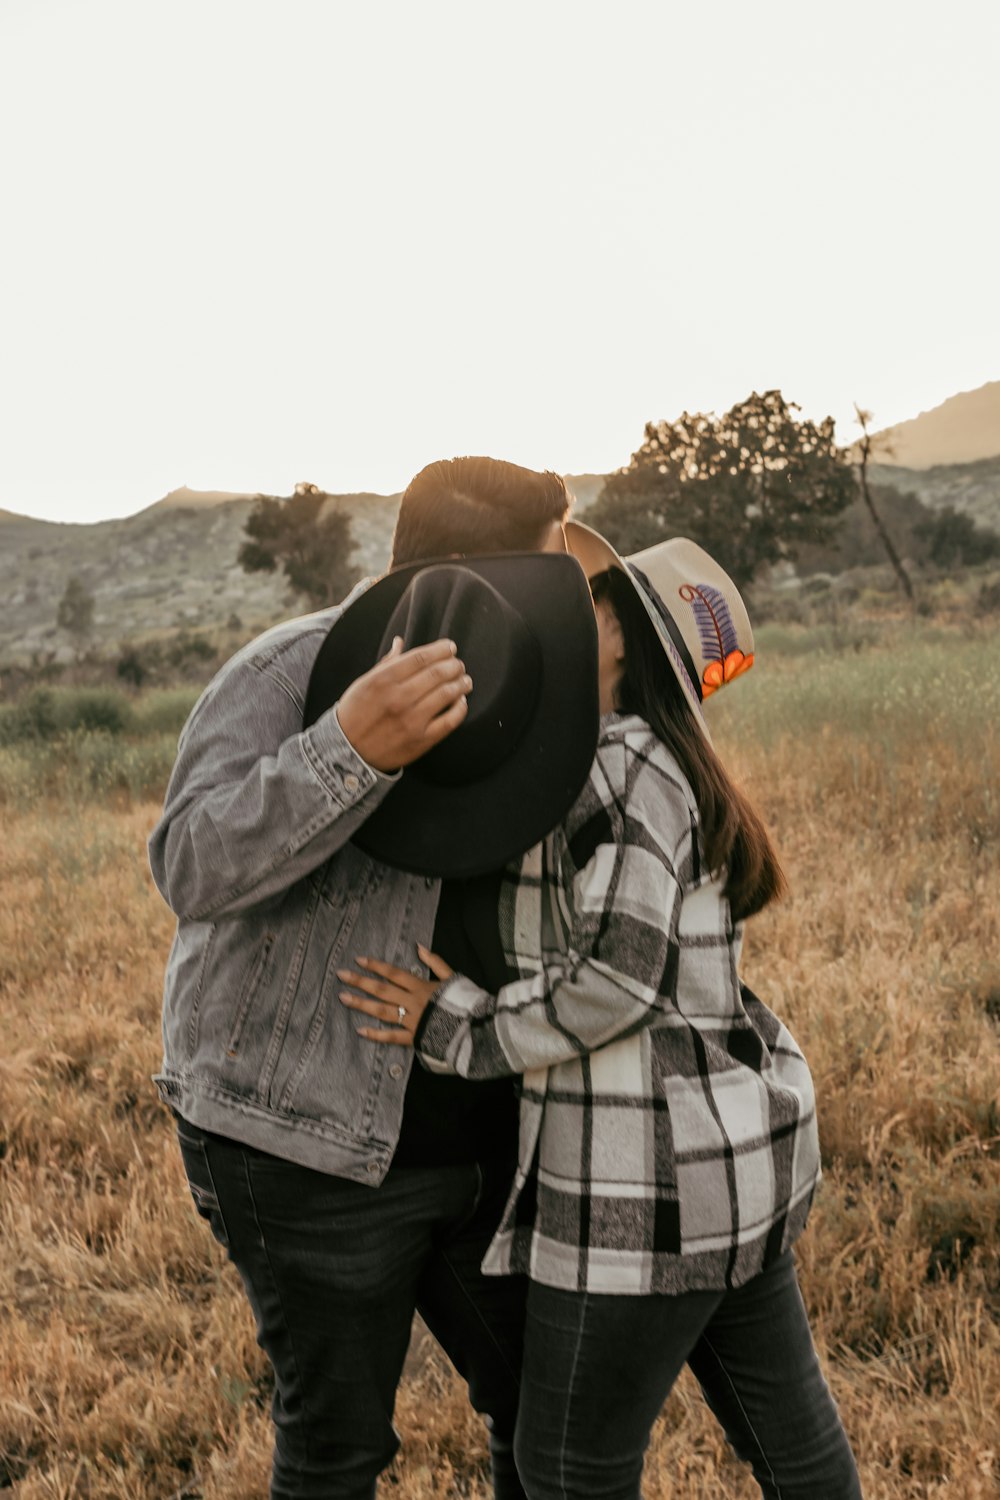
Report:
149,457,571,1500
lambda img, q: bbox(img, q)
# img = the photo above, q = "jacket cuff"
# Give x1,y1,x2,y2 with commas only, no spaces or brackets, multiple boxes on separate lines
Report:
414,976,469,1072
300,703,402,808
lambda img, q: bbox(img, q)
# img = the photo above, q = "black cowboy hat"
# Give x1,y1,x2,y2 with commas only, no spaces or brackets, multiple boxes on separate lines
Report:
303,553,599,878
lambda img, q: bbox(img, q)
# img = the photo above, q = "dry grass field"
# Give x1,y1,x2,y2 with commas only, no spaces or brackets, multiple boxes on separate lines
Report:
1,619,998,1498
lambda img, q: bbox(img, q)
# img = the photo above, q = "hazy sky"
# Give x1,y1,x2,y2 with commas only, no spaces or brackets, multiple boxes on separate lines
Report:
2,0,997,524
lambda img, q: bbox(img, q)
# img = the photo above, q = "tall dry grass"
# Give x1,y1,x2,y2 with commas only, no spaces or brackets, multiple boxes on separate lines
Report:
1,623,998,1497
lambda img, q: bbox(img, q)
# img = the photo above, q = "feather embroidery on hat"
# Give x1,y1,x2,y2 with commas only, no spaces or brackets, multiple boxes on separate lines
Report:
679,583,754,698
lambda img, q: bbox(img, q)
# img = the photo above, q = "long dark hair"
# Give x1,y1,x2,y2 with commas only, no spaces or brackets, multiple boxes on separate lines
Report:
590,568,785,921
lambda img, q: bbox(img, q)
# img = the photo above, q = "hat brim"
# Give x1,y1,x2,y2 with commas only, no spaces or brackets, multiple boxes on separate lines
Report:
304,552,599,879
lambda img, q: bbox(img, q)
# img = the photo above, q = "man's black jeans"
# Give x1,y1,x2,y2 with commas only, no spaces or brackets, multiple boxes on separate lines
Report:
514,1249,862,1500
175,1115,528,1500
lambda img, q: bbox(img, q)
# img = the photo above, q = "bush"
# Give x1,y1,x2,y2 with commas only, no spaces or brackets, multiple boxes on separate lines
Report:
60,689,134,735
13,686,60,739
0,684,197,798
0,703,22,747
0,687,134,743
116,644,152,688
0,731,178,806
977,578,1000,614
167,631,216,668
117,635,222,689
132,688,200,737
754,618,881,660
914,506,1000,568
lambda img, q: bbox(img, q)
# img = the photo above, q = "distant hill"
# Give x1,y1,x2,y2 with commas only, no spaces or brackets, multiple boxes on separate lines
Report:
142,475,608,517
564,474,606,511
144,485,257,512
867,383,1000,468
868,456,1000,534
0,500,291,666
0,475,606,666
0,492,415,667
4,442,996,666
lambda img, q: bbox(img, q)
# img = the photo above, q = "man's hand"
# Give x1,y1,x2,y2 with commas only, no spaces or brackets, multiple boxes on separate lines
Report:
335,637,473,772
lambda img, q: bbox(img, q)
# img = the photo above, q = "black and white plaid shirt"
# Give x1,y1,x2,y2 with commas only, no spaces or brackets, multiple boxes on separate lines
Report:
417,712,821,1294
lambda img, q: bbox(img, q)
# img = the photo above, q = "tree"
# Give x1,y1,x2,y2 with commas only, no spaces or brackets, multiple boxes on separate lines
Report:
116,644,149,689
586,391,855,586
793,483,931,575
56,574,95,652
238,483,361,608
913,506,1000,569
852,406,914,603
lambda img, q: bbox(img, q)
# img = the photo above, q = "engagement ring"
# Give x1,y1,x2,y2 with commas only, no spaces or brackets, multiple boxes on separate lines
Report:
397,1005,407,1022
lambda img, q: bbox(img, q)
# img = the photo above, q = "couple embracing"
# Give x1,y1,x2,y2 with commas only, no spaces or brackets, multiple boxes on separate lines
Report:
149,457,861,1499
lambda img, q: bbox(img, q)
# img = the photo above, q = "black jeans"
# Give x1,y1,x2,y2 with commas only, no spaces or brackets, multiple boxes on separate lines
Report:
175,1116,528,1500
514,1251,862,1500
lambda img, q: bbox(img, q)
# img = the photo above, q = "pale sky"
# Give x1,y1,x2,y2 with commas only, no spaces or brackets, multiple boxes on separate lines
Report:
1,0,997,525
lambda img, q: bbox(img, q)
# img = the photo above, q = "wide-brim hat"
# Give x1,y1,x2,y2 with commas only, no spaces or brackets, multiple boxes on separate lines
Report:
304,552,599,879
566,520,755,735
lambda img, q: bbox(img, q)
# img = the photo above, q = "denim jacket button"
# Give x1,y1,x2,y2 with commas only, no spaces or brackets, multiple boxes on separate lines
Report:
344,773,361,794
389,1063,403,1080
366,1161,380,1175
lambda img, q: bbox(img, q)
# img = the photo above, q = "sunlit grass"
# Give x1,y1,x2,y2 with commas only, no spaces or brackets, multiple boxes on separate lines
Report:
2,621,998,1497
716,622,1000,747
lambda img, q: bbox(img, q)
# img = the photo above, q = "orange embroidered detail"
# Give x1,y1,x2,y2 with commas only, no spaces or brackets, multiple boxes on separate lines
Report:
701,650,754,698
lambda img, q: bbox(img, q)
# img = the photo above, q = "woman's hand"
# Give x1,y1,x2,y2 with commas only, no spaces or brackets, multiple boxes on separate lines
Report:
338,944,454,1046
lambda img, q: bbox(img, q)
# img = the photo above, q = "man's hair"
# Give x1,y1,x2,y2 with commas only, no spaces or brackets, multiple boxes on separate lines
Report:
390,456,570,567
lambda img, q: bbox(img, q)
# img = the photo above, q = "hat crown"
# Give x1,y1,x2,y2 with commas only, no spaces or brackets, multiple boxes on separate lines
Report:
627,540,754,704
380,566,541,787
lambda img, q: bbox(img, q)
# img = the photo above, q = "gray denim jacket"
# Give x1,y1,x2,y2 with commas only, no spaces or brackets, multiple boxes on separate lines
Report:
148,587,441,1184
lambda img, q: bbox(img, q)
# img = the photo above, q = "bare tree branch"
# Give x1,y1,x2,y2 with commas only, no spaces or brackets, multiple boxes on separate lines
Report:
854,405,915,605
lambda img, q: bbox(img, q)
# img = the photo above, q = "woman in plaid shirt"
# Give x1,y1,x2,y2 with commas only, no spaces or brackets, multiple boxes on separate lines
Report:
340,528,861,1498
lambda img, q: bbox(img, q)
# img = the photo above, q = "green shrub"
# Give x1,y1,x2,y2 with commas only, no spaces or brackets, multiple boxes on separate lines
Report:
754,619,880,660
59,688,134,735
14,686,61,739
4,687,135,740
116,643,153,688
0,731,178,806
0,703,22,747
977,578,1000,614
167,631,217,668
132,688,200,737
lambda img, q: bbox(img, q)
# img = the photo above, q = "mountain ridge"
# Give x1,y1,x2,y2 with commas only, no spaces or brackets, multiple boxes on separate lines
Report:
2,422,997,666
866,382,1000,469
0,474,609,665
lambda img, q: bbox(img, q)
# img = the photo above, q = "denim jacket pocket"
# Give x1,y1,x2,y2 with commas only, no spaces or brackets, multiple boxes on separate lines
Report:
225,933,277,1058
274,861,385,1117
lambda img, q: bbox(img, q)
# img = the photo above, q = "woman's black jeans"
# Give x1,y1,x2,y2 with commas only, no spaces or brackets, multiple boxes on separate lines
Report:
514,1250,862,1500
175,1114,528,1500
